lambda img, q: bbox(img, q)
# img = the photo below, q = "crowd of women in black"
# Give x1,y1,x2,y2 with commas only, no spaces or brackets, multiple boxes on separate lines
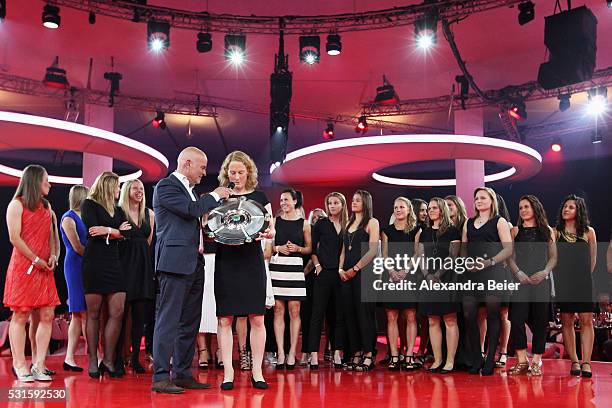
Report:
3,156,605,386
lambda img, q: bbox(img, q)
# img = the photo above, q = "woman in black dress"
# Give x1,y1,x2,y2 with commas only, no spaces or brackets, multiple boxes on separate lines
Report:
81,171,133,377
554,194,597,377
417,198,461,373
506,195,556,376
118,178,155,373
411,198,430,363
381,197,419,371
461,187,513,376
308,193,347,368
339,190,380,371
215,151,272,390
266,189,312,369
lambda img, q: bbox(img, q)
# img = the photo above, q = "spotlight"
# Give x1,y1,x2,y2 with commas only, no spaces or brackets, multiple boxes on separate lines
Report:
591,130,602,144
518,1,535,26
414,7,438,50
558,94,571,112
147,20,170,52
152,111,166,129
89,11,96,25
0,0,6,22
355,115,368,133
196,32,212,53
43,57,69,89
299,35,320,65
374,75,399,105
587,87,608,116
42,4,61,29
608,0,612,9
508,100,527,120
224,34,246,64
551,137,562,152
276,126,284,133
323,122,334,139
326,34,342,56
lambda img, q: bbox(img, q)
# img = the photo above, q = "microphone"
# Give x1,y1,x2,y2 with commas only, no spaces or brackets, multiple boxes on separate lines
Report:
228,182,235,189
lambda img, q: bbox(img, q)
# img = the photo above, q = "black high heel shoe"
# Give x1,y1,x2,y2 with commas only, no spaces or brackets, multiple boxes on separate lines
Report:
276,355,286,369
468,356,485,375
99,361,123,378
131,359,146,374
286,354,296,370
251,377,269,390
63,362,84,372
220,381,234,391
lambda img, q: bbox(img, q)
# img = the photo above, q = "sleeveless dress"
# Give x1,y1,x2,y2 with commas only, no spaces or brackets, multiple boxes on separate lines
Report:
60,210,88,312
269,217,307,301
3,199,60,312
81,199,131,294
554,230,593,313
465,215,507,299
381,224,419,310
419,225,461,316
214,190,269,316
119,209,155,302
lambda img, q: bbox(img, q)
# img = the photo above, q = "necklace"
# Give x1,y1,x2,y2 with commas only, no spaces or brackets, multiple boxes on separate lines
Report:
432,228,439,255
347,230,357,251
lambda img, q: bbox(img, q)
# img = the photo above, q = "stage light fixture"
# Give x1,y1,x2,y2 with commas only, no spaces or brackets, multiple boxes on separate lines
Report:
508,100,527,120
147,20,170,52
551,137,562,152
587,87,607,116
608,0,612,9
43,57,69,89
89,11,96,24
152,111,166,129
414,7,438,50
323,122,335,139
299,35,320,65
558,94,571,112
374,75,399,105
196,32,212,53
224,34,246,65
591,130,602,144
42,4,61,29
355,115,368,134
131,0,147,22
518,1,535,26
326,34,342,56
0,0,6,22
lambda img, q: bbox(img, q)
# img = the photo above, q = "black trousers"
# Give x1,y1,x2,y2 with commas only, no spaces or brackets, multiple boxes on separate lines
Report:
463,294,501,369
340,273,376,354
307,269,345,352
152,258,204,382
509,279,550,355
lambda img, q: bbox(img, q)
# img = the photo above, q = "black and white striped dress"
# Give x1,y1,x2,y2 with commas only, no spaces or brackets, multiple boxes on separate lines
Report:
269,217,307,301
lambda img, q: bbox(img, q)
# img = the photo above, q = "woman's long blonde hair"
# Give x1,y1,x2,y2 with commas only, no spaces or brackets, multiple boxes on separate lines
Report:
473,187,499,219
88,172,119,215
429,197,453,235
390,197,417,233
119,179,146,225
218,151,258,191
324,192,348,231
445,195,468,229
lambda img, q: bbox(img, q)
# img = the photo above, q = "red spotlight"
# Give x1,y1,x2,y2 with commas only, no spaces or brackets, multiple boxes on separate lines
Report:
323,122,334,139
152,111,166,129
551,137,562,152
355,115,368,133
508,100,527,121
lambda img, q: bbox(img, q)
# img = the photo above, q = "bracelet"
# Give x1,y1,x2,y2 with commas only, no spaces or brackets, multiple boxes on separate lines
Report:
315,264,321,268
27,256,40,275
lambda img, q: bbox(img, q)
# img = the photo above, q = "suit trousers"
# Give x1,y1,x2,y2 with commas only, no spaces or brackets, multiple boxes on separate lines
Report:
152,257,204,382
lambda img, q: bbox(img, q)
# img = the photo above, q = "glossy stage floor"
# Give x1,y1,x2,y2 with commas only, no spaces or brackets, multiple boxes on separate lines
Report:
0,355,610,407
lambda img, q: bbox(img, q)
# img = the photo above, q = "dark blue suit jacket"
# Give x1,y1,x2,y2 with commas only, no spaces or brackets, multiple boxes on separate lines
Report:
153,174,218,275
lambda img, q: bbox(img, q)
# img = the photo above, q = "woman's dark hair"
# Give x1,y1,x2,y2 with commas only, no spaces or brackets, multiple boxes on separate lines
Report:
13,165,49,211
347,190,373,231
517,195,551,241
496,193,511,221
281,188,303,209
556,194,590,238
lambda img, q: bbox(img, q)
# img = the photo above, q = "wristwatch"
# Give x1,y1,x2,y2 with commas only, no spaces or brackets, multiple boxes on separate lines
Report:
353,265,360,272
490,258,496,266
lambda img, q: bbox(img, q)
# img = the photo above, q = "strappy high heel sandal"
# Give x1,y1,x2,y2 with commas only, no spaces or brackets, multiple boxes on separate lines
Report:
580,362,592,378
388,355,400,371
403,355,417,371
570,361,581,376
344,353,362,371
495,352,508,367
355,355,375,372
215,349,224,369
239,348,252,371
198,348,209,370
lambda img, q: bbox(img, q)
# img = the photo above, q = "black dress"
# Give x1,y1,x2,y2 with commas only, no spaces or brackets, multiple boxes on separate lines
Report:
381,224,419,310
554,230,594,313
418,225,461,316
465,215,507,299
81,199,132,294
214,190,269,317
119,209,155,302
269,217,306,301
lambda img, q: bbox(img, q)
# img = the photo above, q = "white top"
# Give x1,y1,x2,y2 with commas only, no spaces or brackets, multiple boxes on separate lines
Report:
171,171,220,202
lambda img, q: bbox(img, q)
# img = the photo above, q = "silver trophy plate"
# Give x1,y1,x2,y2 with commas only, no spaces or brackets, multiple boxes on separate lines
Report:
206,196,271,245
